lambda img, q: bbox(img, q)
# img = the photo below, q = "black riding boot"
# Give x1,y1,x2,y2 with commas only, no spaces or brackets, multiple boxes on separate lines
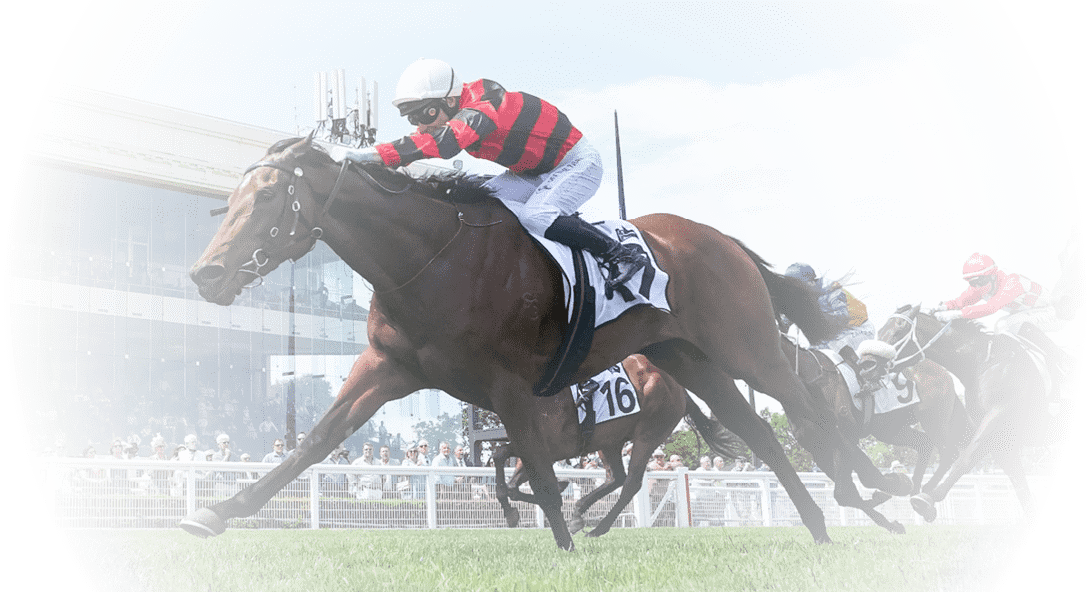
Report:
544,215,650,289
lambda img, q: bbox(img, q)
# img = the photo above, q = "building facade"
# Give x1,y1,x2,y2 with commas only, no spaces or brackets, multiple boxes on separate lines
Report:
13,88,390,458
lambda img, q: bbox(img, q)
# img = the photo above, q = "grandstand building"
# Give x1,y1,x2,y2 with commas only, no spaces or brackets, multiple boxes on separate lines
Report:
16,87,457,458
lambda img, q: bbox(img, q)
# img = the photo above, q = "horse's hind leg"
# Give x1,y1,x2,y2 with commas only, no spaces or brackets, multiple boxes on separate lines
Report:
491,444,521,528
587,440,654,537
570,448,625,534
181,348,421,537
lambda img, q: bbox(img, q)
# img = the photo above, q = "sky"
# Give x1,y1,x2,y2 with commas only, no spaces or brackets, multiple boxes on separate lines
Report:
4,1,1088,589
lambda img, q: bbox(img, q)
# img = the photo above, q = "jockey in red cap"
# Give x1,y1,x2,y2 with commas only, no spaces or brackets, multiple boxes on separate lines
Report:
934,253,1070,392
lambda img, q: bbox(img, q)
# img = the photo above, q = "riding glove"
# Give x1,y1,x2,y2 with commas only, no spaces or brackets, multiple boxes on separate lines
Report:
320,142,384,166
933,310,963,323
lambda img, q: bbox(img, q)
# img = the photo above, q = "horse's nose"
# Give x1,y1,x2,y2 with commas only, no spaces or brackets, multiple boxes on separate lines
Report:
191,263,225,286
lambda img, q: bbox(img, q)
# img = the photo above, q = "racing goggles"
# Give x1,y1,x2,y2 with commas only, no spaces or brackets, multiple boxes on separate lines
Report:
968,275,994,287
403,100,443,126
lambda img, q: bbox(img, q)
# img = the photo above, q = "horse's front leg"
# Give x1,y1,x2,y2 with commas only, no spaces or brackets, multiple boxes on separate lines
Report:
180,347,422,537
906,402,1006,522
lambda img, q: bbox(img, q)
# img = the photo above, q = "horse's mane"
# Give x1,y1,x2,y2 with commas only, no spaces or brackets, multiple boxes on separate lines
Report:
267,137,494,204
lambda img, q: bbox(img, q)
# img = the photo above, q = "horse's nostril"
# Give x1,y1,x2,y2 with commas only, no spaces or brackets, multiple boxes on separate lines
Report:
193,264,225,284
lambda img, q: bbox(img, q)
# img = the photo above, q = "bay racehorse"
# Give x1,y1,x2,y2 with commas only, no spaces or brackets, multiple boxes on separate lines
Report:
184,136,903,548
782,333,971,532
490,353,744,538
858,305,1063,521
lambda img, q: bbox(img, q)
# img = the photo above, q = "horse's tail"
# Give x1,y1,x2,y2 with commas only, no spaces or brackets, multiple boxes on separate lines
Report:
685,394,746,460
731,238,844,345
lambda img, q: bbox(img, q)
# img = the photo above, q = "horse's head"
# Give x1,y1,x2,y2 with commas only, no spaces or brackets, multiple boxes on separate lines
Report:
857,304,921,384
190,135,339,305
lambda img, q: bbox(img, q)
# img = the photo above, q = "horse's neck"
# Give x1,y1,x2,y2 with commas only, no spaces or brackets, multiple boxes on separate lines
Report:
320,181,461,294
921,327,987,386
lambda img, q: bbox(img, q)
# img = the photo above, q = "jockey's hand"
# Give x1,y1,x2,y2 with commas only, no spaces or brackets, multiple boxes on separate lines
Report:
934,310,963,323
933,302,948,312
320,142,383,166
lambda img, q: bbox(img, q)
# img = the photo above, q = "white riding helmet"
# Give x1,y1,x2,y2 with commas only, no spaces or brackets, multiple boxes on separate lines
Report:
392,59,461,115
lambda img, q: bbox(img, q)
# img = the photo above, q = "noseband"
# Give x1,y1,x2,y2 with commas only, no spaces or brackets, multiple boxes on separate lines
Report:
235,158,349,287
880,312,953,372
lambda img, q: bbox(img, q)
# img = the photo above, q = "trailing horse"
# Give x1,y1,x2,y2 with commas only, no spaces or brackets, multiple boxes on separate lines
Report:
184,136,904,548
490,353,743,537
858,305,1063,521
782,333,971,532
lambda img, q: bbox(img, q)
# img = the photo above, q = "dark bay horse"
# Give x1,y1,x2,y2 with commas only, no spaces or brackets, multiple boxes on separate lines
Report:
490,353,744,538
782,334,972,531
858,305,1063,521
184,136,901,548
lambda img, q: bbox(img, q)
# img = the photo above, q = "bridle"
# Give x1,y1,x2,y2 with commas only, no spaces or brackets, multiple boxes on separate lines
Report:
879,311,954,373
230,157,349,288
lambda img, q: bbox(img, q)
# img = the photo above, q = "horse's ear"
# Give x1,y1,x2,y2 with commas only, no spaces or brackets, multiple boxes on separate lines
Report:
305,130,316,144
911,303,921,316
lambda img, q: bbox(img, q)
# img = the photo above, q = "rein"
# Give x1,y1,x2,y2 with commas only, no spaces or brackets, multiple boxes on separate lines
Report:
373,212,502,295
885,312,953,372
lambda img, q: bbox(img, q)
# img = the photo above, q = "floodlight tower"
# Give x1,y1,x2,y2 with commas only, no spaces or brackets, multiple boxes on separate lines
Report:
312,69,378,147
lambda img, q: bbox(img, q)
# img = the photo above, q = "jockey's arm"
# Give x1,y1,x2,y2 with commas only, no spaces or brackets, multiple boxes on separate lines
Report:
958,277,1025,320
375,103,499,168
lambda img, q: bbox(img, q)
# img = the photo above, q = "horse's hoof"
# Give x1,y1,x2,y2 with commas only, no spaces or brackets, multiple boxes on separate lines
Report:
179,507,226,538
813,533,833,545
910,493,938,523
889,521,906,535
503,507,520,528
556,539,576,552
568,515,585,534
586,524,610,538
869,491,893,506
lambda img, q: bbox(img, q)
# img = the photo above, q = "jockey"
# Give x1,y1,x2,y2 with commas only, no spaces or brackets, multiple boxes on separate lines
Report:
934,252,1071,378
782,263,874,356
338,58,649,290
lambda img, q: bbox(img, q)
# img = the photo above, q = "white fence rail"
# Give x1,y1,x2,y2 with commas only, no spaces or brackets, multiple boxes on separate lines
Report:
41,458,1040,531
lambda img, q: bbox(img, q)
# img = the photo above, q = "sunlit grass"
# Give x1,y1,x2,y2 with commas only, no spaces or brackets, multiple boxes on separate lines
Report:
54,525,1027,592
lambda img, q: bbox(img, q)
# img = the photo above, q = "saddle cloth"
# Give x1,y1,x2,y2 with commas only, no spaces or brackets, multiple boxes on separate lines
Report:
822,349,920,415
528,220,672,327
571,363,642,425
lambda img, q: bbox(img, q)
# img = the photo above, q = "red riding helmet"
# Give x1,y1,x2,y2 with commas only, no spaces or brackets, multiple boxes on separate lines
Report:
962,252,997,280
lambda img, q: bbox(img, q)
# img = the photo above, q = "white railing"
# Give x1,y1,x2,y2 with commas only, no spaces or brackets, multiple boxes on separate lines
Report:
39,458,1040,531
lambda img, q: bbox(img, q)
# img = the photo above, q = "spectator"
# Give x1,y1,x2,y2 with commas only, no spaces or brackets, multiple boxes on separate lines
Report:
713,456,726,471
400,443,424,499
417,439,431,464
647,449,670,472
79,445,105,486
732,458,746,471
146,434,170,494
148,435,168,461
262,439,287,464
376,444,395,494
239,453,258,481
432,441,457,495
454,445,469,467
352,442,382,500
322,445,351,497
211,434,232,462
178,434,200,462
668,454,685,470
621,442,633,471
107,438,130,489
693,456,714,482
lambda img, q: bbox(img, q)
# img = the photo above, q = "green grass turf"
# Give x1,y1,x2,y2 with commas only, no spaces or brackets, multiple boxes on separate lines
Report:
33,524,1046,592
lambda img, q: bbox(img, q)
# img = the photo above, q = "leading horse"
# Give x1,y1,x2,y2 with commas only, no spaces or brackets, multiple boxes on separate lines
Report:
858,305,1064,521
184,136,902,548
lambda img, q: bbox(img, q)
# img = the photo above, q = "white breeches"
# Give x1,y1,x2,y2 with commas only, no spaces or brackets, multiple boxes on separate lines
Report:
995,306,1065,335
481,139,603,236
